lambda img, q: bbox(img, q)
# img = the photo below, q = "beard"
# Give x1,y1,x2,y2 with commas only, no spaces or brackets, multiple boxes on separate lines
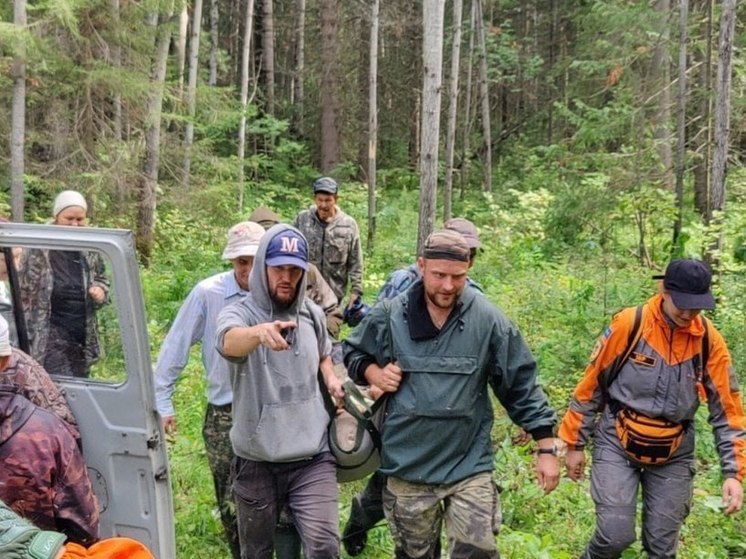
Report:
424,287,460,310
270,284,298,309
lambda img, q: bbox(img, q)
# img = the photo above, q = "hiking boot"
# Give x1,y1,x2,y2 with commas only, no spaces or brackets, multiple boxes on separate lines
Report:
342,496,368,556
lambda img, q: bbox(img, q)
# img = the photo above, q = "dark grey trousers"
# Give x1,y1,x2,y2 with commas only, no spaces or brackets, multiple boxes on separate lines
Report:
583,421,695,559
232,452,340,559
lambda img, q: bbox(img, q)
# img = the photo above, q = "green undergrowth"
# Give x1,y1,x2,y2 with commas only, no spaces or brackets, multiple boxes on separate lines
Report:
141,180,746,558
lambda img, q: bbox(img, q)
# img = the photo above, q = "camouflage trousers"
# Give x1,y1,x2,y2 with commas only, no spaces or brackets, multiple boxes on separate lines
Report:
203,403,240,559
383,472,501,559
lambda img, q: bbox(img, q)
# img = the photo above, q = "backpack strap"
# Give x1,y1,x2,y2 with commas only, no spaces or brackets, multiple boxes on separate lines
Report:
697,316,710,389
602,305,711,407
601,304,644,403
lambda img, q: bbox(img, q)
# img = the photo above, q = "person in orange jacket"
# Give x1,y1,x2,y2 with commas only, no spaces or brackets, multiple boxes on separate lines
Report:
559,259,745,558
0,498,153,559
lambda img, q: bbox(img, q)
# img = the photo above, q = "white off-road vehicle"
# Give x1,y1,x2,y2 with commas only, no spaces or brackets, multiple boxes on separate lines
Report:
0,222,175,558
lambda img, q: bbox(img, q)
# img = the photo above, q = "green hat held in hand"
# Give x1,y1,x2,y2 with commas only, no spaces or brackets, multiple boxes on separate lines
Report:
0,500,67,559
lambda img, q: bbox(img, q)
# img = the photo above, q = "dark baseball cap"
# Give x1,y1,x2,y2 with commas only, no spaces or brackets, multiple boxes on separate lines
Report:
266,230,309,271
653,259,715,310
313,177,339,195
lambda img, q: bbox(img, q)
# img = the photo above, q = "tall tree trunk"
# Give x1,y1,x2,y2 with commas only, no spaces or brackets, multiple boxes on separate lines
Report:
291,0,306,134
672,0,688,248
417,0,445,254
443,0,464,221
110,0,126,206
208,0,219,86
546,0,557,143
460,0,476,197
182,0,204,190
319,0,340,172
111,0,123,142
237,0,257,211
693,0,712,218
367,0,380,252
475,0,492,192
137,2,175,266
262,0,275,115
708,0,735,251
651,0,673,191
10,0,27,221
176,1,189,95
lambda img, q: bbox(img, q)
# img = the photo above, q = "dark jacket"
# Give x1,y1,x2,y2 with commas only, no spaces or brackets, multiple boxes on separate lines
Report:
294,206,363,302
0,385,99,545
344,281,556,484
1,347,79,439
19,248,109,369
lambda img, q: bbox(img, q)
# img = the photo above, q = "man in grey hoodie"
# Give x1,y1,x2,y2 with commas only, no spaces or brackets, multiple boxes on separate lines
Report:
216,224,344,559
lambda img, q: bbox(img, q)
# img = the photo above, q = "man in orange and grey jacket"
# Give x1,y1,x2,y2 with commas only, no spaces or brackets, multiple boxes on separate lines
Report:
559,259,745,559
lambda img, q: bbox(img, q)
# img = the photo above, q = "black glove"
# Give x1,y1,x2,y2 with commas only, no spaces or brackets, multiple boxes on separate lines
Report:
0,502,66,559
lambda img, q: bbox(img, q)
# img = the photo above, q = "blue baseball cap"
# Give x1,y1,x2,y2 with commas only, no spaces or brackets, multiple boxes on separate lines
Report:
266,230,309,271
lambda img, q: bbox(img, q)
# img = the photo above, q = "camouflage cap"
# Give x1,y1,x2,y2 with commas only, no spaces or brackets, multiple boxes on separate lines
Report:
421,229,470,262
248,207,282,230
313,177,339,195
444,217,480,249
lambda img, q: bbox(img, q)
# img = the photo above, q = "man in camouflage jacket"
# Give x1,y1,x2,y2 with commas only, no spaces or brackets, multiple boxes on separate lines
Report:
0,384,99,546
293,178,363,307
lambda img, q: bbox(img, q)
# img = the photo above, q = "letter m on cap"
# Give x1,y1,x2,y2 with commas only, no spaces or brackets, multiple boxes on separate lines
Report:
281,236,300,253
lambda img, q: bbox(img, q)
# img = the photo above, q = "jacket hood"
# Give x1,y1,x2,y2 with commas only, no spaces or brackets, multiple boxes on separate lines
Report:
0,385,35,445
248,223,308,320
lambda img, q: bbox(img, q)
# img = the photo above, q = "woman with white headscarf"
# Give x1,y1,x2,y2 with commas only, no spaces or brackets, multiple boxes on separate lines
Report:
19,191,109,378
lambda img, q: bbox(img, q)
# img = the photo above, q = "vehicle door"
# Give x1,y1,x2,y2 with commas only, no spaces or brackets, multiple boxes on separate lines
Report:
0,222,175,558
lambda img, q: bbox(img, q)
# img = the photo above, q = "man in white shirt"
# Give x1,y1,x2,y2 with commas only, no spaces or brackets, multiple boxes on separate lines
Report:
154,221,265,559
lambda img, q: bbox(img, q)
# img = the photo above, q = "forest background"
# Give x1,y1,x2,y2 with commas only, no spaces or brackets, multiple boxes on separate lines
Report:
2,0,746,556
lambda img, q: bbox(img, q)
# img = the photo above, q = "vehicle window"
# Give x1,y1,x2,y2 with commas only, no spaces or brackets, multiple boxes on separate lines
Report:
2,244,126,384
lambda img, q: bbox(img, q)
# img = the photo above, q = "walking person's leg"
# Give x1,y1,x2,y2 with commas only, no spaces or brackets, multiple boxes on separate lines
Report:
639,453,695,559
203,403,240,559
232,457,278,559
288,452,340,559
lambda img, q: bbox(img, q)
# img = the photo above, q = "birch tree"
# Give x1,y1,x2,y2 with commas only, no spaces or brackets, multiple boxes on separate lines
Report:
693,0,712,218
237,0,257,211
176,2,189,93
474,0,492,192
651,0,673,191
320,0,340,172
672,0,688,247
367,0,380,251
262,0,276,115
460,0,476,196
182,0,204,189
708,0,735,255
208,0,219,86
137,1,175,265
443,0,464,221
10,0,27,221
417,0,446,253
292,0,306,133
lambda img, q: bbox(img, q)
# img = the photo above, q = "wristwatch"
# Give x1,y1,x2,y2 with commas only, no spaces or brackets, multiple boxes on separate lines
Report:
536,441,559,456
